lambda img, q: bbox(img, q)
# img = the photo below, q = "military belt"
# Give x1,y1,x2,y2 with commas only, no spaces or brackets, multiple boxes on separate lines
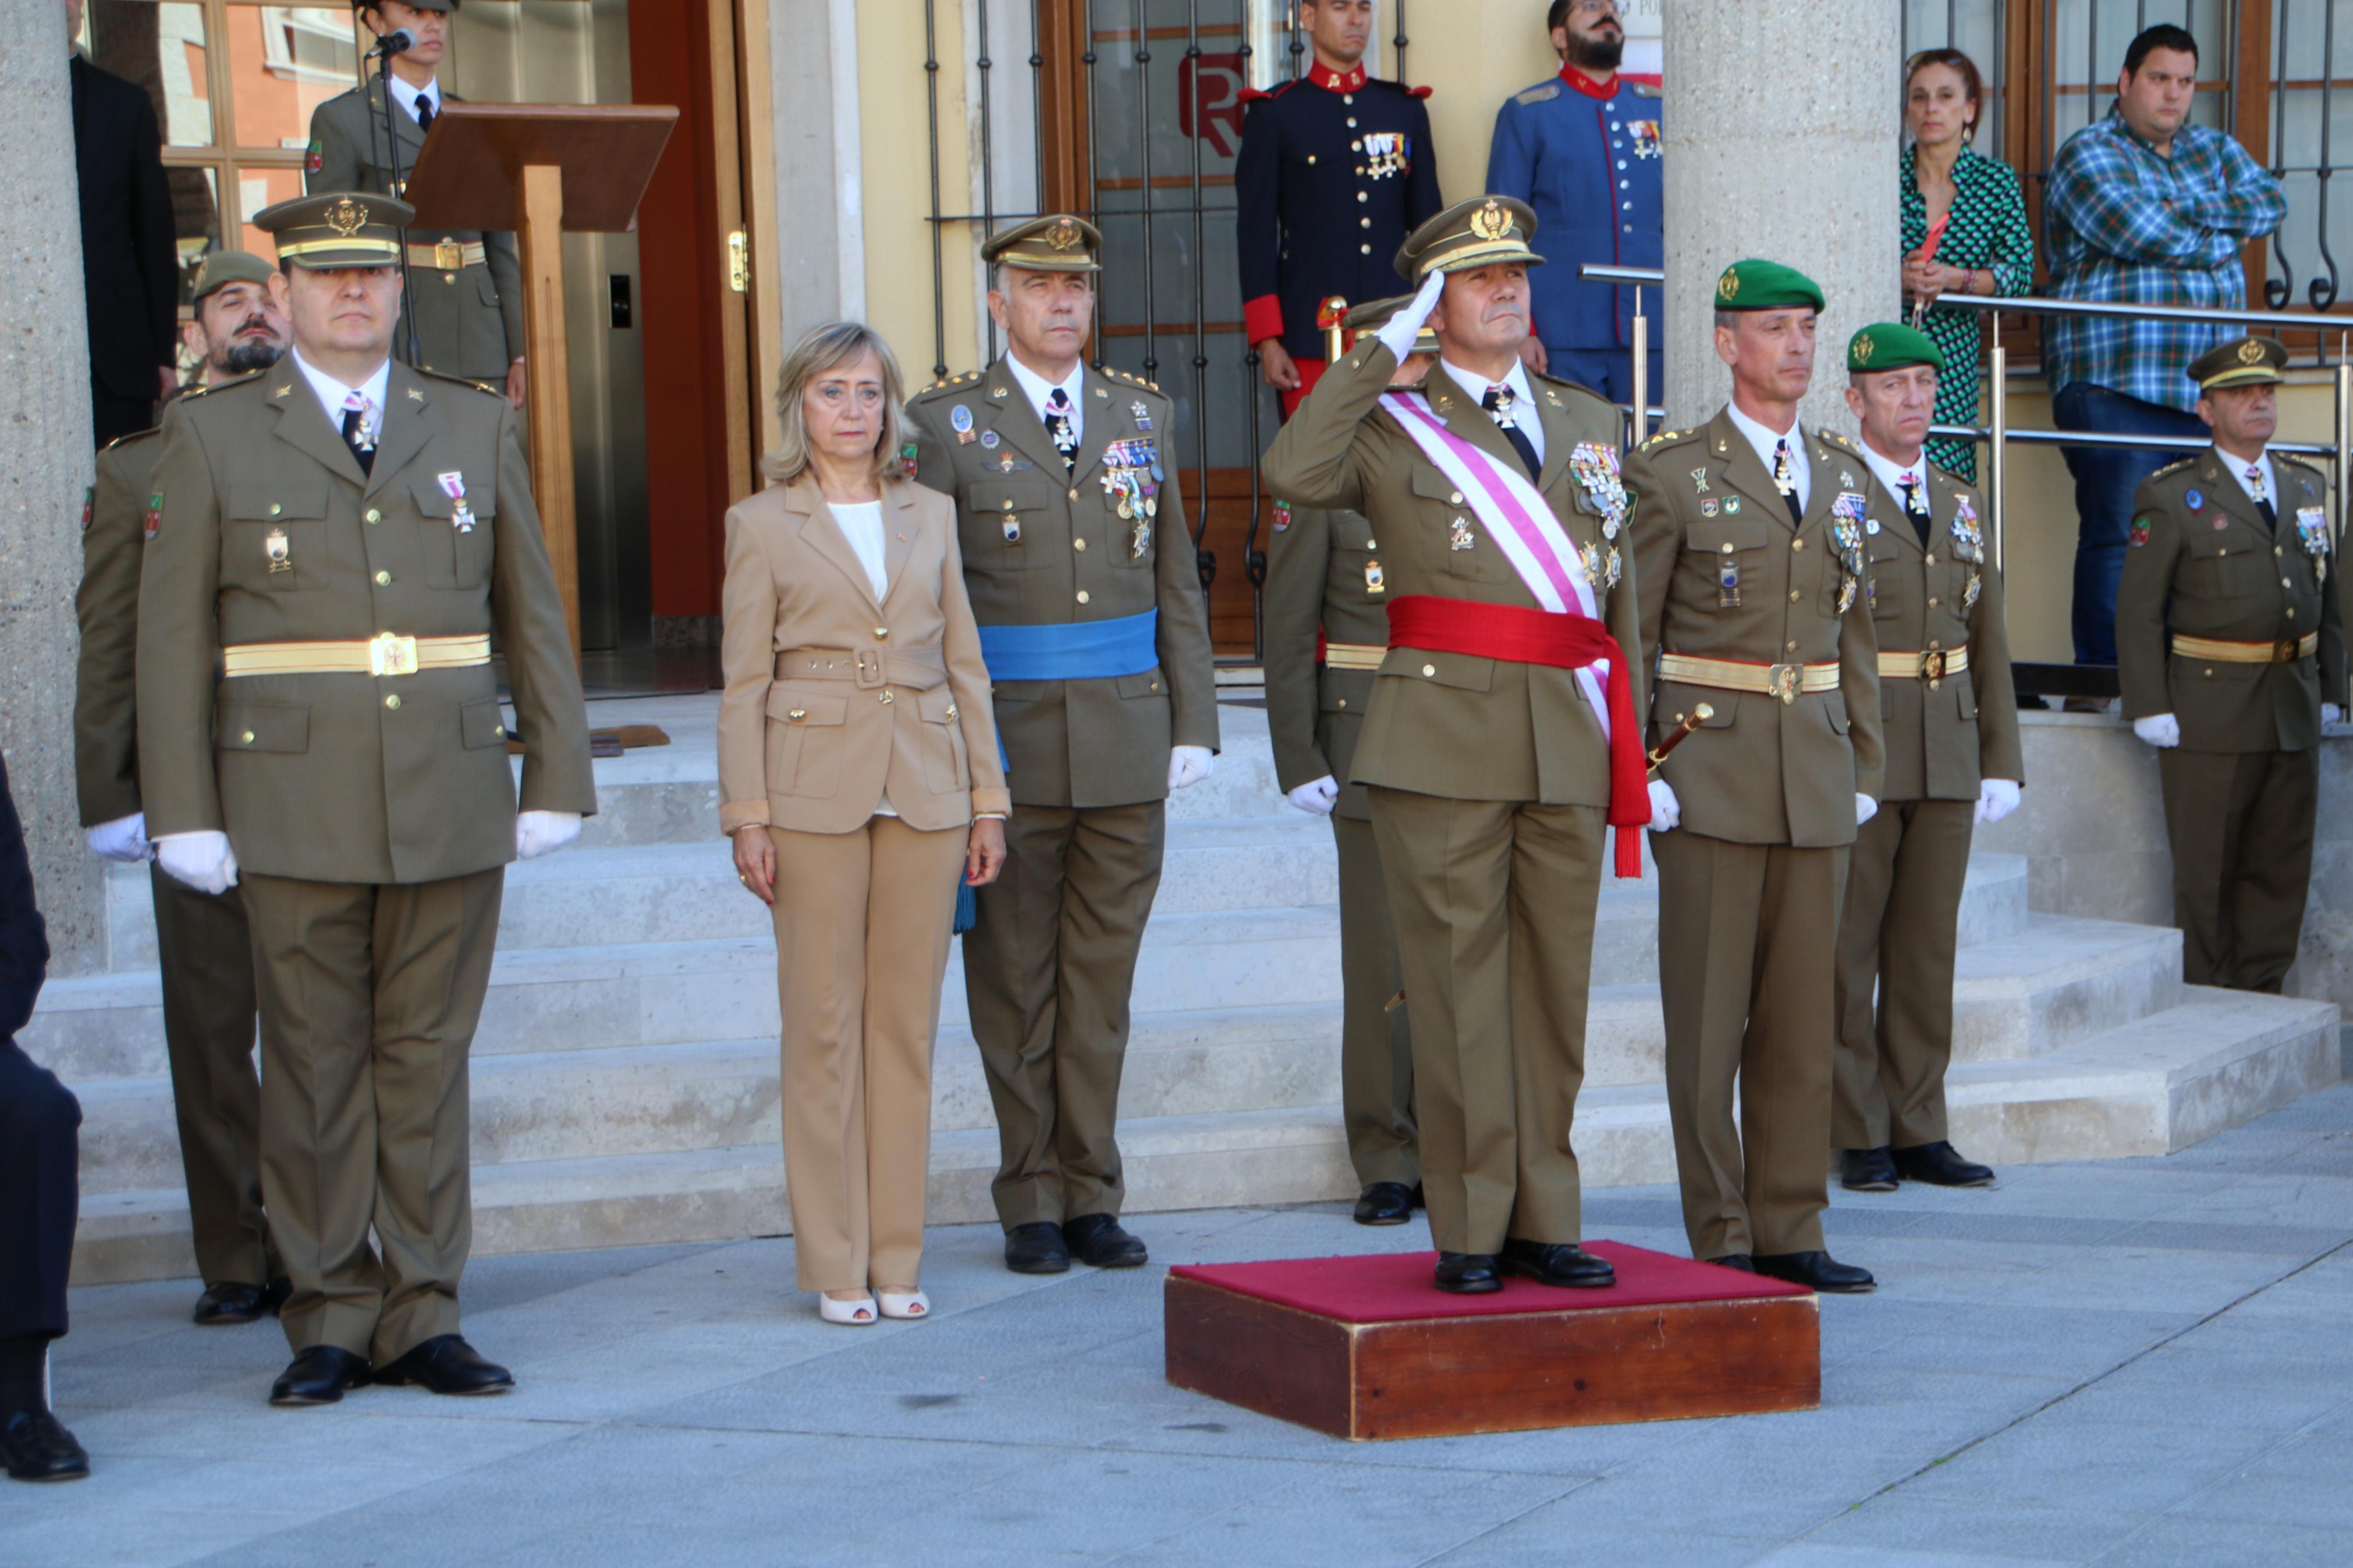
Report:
1876,644,1970,682
1321,641,1387,671
2170,632,2319,664
409,240,488,271
1657,652,1840,705
222,632,491,678
776,646,947,691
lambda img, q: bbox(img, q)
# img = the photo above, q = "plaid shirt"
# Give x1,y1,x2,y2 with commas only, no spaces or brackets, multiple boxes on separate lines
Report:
2045,108,2284,411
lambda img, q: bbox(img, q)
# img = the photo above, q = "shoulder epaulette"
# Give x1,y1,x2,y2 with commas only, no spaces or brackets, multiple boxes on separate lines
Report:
1238,80,1298,107
1639,426,1699,452
1106,367,1162,393
414,365,505,398
917,371,981,396
1515,81,1561,106
1371,77,1433,100
1820,428,1857,450
2279,450,2327,475
2150,456,2196,481
179,369,259,401
1927,459,1971,486
1631,81,1661,99
100,426,158,452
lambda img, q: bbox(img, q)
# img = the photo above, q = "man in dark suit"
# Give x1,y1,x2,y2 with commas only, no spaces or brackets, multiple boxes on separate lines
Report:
69,0,183,448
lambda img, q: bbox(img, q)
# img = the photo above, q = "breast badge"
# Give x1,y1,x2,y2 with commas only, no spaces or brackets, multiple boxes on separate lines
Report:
1830,492,1868,613
1568,442,1628,540
1449,517,1476,552
2297,504,2331,583
265,527,291,574
1364,559,1386,595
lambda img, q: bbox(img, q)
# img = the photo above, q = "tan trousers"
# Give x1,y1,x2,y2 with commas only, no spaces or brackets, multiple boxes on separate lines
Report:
1832,798,1976,1150
963,801,1165,1228
2160,748,2319,994
150,867,272,1287
1653,831,1839,1260
1368,788,1603,1256
768,816,967,1292
1333,812,1417,1189
242,867,503,1363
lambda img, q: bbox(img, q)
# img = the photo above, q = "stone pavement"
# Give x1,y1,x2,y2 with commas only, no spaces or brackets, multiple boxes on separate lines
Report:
10,1080,2351,1568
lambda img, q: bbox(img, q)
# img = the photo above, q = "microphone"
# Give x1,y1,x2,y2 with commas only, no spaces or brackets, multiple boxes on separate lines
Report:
370,27,414,59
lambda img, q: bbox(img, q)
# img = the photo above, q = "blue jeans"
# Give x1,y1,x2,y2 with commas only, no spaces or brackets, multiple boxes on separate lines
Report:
2052,382,2208,666
1548,346,1665,410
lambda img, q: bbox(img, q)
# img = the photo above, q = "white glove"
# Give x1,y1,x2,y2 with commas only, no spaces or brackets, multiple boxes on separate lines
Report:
2325,703,2343,726
1856,794,1879,827
515,810,583,861
1167,745,1215,791
155,830,237,895
86,812,151,864
1374,268,1449,362
1646,778,1681,833
2132,713,2182,749
1976,778,2021,826
1286,776,1339,816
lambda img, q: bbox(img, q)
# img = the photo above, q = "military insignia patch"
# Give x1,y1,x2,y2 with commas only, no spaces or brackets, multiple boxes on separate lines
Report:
1701,497,1719,517
2212,514,2230,529
80,486,93,532
1272,500,1291,533
143,490,163,541
899,440,920,481
305,137,324,175
2185,488,2203,511
2129,515,2152,547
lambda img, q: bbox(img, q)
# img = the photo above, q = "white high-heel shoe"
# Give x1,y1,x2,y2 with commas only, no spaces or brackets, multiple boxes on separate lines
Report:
819,1293,876,1326
875,1288,929,1321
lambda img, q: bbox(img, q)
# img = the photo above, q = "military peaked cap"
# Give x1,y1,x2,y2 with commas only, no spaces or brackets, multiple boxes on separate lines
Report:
253,191,415,268
190,249,275,306
1394,196,1543,282
2188,336,2287,391
983,214,1103,273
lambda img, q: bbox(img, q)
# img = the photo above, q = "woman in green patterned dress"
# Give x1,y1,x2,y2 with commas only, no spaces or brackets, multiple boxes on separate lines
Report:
1900,49,2035,484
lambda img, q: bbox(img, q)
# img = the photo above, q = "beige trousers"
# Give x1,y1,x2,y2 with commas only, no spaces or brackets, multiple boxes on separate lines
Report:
769,815,968,1292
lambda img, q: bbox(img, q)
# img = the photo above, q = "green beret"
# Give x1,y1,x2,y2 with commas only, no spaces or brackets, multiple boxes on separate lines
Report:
2187,336,2286,391
189,249,275,306
1847,322,1944,374
1714,258,1825,313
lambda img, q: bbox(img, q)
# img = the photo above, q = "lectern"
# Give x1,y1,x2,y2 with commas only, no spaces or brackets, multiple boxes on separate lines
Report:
402,104,679,659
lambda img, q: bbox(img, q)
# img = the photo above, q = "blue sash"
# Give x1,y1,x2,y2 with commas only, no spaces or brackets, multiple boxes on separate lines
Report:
975,608,1160,682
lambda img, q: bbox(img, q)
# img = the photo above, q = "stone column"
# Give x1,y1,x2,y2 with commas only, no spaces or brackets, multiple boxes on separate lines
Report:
1659,1,1901,433
0,1,105,976
768,0,867,334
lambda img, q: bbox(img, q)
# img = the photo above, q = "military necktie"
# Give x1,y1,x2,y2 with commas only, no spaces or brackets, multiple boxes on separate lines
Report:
1482,386,1541,482
1900,472,1930,546
340,392,377,478
1772,438,1803,525
415,95,435,133
1045,387,1080,473
2247,463,2277,530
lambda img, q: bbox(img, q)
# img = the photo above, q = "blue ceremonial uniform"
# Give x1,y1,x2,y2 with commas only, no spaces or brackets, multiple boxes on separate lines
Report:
1237,63,1443,374
1487,71,1664,404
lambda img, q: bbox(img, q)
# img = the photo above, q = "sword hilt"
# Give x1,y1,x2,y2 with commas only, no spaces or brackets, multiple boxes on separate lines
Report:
1646,703,1714,774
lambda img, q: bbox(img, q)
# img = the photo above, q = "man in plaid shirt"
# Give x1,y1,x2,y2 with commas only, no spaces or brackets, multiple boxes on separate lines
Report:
2046,23,2284,686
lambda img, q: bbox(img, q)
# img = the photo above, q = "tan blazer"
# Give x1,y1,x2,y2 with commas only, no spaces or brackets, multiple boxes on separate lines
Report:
719,474,1010,835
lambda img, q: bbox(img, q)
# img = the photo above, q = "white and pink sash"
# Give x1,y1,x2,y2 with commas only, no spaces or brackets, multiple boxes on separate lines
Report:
1378,390,1612,739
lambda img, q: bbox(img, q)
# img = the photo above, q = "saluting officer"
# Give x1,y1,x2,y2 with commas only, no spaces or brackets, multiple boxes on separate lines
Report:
1265,197,1649,1296
2119,336,2345,993
76,250,290,1328
1237,0,1442,415
308,2,527,405
137,193,593,1407
1623,259,1884,1293
1833,322,2023,1196
904,216,1219,1277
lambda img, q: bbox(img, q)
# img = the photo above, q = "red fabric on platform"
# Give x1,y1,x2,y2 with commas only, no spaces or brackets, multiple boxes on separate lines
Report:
1169,1242,1808,1325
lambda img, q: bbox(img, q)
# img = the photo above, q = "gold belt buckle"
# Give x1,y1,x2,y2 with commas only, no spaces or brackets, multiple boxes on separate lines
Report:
853,649,885,689
1765,663,1802,705
435,239,464,271
2277,637,2302,663
370,633,419,678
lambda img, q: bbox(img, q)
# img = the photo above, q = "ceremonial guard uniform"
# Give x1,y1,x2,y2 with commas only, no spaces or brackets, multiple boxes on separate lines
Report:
2118,337,2345,993
904,217,1219,1261
74,252,281,1321
1237,59,1442,411
1486,66,1663,401
137,195,592,1398
1265,198,1651,1293
1830,324,2023,1192
1622,261,1883,1284
306,2,524,386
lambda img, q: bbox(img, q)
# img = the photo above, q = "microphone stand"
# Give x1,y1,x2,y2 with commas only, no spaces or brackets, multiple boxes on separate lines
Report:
372,37,425,369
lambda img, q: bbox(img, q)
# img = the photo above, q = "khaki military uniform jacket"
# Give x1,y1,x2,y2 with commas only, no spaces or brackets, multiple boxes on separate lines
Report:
2118,450,2346,753
905,359,1218,809
1262,504,1385,820
1862,459,2024,801
76,428,164,826
1624,412,1885,845
1260,340,1642,806
307,86,526,382
137,362,595,884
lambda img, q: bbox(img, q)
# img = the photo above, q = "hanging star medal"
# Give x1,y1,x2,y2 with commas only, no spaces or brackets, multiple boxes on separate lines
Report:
2297,504,2331,583
1569,442,1627,539
437,471,475,533
1950,496,1984,559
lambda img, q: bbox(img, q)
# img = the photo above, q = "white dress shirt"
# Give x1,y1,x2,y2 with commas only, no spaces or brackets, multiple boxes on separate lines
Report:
1858,439,1932,527
290,348,391,446
385,72,442,127
1439,357,1545,468
1723,399,1812,513
1004,351,1085,449
828,499,889,601
2217,446,2279,513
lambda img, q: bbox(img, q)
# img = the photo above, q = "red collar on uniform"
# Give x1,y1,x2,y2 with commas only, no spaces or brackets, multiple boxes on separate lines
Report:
1308,62,1368,93
1559,65,1618,99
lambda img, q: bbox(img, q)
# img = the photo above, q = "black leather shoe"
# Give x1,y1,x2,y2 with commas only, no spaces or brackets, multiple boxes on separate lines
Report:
1063,1214,1148,1268
1004,1222,1071,1274
193,1281,269,1325
1706,1254,1755,1272
1499,1239,1617,1288
1352,1182,1415,1226
1433,1253,1503,1294
372,1335,513,1397
1754,1251,1876,1293
1893,1140,1996,1187
1,1409,89,1482
269,1345,370,1406
1841,1146,1900,1192
262,1275,292,1314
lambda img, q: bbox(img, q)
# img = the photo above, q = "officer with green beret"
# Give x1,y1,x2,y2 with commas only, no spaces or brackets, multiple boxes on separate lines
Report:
1832,322,2023,1195
74,250,291,1327
307,2,527,404
2118,335,2345,992
1261,293,1436,1229
137,192,594,1405
1622,257,1883,1292
903,214,1219,1275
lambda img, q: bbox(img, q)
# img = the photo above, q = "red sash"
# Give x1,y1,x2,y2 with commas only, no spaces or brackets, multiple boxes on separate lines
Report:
1386,593,1649,879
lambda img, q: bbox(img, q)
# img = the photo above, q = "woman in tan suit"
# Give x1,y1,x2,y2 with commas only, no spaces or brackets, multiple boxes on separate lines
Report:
720,322,1008,1325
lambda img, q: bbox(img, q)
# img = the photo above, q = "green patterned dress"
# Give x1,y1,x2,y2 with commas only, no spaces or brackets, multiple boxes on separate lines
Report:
1901,142,2036,483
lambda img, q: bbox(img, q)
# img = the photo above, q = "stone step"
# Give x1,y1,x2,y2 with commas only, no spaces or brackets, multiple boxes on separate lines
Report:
70,986,2336,1286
